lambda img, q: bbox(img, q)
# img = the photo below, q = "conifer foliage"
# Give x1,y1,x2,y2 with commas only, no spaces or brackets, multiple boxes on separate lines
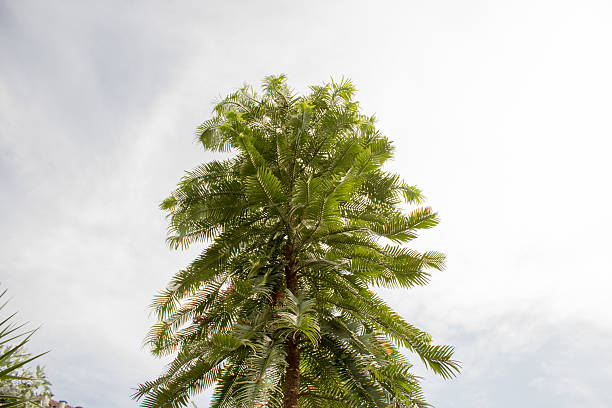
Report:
135,76,459,408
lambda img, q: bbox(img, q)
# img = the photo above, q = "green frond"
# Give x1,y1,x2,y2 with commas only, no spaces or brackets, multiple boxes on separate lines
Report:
273,291,320,347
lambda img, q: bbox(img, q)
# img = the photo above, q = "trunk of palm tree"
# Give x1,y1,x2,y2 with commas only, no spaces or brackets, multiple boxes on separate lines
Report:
283,336,300,408
283,245,300,408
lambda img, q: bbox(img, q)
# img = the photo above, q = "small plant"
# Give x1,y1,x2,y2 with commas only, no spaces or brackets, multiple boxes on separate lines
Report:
0,287,51,407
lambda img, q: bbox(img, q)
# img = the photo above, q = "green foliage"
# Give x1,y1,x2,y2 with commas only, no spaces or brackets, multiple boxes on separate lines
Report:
136,75,459,407
0,288,51,407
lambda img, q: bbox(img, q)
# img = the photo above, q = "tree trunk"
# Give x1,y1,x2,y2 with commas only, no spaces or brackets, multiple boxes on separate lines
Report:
283,245,300,408
283,336,300,408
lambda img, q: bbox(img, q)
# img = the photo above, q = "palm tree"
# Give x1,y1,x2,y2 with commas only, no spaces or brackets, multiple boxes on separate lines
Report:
135,75,460,408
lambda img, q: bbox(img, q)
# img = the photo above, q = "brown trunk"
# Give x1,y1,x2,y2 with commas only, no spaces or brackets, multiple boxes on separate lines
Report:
283,336,300,408
283,244,300,408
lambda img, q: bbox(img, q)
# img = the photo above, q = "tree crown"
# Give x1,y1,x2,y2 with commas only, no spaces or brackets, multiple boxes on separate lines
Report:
136,75,459,408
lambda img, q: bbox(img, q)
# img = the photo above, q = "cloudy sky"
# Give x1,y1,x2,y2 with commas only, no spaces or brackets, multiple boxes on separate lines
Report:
2,1,611,406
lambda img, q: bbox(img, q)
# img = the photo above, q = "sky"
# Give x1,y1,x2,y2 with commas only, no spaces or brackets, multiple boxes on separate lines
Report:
1,0,611,406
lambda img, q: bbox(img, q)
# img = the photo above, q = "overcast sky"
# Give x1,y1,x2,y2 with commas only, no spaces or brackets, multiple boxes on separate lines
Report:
1,1,611,407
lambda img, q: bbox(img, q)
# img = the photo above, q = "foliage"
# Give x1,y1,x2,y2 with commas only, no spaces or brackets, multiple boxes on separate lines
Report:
0,288,51,407
136,75,460,408
0,349,51,407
